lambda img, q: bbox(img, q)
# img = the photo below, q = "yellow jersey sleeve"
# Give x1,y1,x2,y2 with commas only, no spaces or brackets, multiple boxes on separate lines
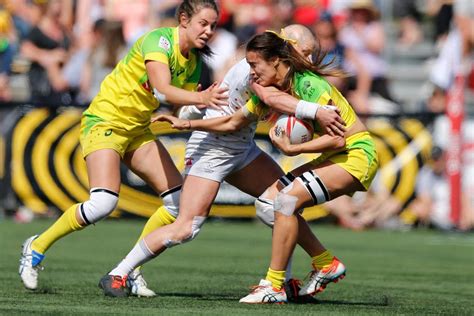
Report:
243,94,268,120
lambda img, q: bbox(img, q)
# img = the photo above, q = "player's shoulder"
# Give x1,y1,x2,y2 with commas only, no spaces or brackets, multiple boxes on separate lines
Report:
223,59,250,86
147,27,174,38
294,71,331,96
228,59,250,76
141,27,174,48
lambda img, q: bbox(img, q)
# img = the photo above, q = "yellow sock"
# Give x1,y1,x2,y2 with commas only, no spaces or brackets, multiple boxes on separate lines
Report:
265,267,286,290
136,206,176,242
31,203,84,254
311,250,334,270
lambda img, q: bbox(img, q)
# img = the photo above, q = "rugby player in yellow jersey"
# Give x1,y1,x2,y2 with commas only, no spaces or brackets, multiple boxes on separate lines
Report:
19,0,227,295
237,31,379,304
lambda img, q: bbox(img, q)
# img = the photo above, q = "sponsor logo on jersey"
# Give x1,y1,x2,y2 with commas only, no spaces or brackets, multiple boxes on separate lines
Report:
105,129,112,136
159,36,171,51
175,68,186,77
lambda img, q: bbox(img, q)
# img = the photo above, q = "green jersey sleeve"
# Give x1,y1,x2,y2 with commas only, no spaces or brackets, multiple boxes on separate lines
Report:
243,94,269,120
141,28,173,64
294,71,332,104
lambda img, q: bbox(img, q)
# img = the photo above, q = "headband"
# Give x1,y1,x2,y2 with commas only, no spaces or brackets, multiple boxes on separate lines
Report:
265,29,298,45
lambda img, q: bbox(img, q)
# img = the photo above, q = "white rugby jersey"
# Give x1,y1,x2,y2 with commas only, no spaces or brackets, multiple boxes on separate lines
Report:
186,59,258,155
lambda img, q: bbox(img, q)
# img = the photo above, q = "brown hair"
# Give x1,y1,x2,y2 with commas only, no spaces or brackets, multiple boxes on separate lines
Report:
176,0,220,58
246,31,343,94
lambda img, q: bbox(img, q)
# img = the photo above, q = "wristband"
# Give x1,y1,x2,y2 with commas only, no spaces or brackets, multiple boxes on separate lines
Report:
295,100,319,120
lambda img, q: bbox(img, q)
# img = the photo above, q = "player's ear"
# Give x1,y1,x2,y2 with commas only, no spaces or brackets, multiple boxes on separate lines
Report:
179,13,190,27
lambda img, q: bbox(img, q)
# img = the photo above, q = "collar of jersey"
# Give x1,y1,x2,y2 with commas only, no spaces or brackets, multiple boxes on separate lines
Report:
174,26,192,66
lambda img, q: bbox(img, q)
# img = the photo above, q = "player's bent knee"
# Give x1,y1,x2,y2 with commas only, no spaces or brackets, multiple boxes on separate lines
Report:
255,197,275,227
274,183,299,216
256,172,296,226
296,170,330,205
163,216,206,248
79,188,119,225
161,185,181,218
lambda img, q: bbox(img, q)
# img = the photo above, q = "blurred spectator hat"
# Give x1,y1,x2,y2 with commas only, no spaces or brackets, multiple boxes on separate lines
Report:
349,0,379,17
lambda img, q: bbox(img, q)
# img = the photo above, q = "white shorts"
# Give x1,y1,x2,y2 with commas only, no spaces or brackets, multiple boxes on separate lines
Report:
184,140,262,182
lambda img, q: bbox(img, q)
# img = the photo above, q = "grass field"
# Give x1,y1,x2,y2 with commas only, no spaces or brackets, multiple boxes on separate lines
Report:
1,218,473,315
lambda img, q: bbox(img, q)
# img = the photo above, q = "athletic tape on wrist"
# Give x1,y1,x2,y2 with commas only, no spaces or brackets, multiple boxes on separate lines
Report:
295,100,319,120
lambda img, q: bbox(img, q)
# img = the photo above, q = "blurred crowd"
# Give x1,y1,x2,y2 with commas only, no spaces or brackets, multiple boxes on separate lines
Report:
1,0,473,231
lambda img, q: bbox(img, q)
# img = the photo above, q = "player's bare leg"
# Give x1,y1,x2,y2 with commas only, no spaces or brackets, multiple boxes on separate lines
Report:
20,149,121,290
100,175,220,297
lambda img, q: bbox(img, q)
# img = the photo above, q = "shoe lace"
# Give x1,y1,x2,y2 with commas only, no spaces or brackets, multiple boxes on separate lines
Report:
304,269,318,282
131,273,147,287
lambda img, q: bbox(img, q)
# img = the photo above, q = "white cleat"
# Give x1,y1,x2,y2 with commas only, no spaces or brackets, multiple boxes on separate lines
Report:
19,235,42,290
299,257,346,296
239,279,287,304
129,270,156,297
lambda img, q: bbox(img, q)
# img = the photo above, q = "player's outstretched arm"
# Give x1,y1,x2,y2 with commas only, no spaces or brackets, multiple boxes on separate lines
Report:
153,108,251,133
251,82,346,137
269,125,345,156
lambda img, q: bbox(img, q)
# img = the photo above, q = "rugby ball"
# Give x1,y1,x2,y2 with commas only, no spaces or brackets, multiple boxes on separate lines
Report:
275,114,314,144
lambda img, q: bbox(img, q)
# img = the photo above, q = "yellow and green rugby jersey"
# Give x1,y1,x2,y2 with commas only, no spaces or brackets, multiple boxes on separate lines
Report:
245,70,357,133
87,26,201,131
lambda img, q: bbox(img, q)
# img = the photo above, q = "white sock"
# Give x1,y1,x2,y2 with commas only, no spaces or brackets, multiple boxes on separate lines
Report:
285,256,293,281
109,240,155,277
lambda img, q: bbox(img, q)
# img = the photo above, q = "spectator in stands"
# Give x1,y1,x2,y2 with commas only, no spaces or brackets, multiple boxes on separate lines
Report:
393,0,424,47
292,0,320,27
80,19,127,102
429,0,473,92
7,0,46,40
20,0,74,106
109,0,150,47
425,0,453,47
339,0,396,106
314,12,371,112
409,146,456,230
325,171,406,230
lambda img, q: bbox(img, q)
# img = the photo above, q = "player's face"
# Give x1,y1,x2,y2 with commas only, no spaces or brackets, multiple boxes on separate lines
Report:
186,8,218,49
295,43,315,62
246,51,279,87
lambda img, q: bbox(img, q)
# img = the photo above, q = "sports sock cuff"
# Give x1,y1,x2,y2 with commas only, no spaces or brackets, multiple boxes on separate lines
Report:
158,206,177,225
139,239,156,257
68,204,85,230
266,267,286,290
312,250,334,270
